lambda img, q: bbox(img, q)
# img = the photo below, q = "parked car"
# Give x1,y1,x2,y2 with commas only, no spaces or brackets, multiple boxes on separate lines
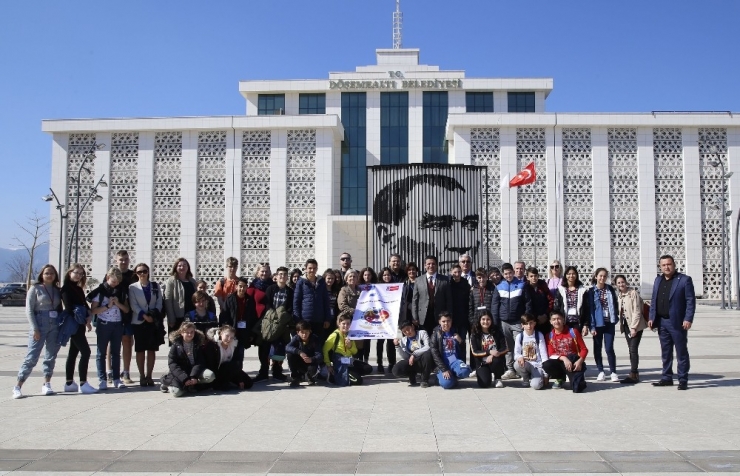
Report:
0,284,27,305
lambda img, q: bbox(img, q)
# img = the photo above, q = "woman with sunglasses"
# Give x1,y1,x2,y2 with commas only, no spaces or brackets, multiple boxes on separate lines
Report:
129,263,164,387
61,264,96,394
547,260,563,298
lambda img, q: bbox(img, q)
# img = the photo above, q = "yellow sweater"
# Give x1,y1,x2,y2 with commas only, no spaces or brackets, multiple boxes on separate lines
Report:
323,330,357,364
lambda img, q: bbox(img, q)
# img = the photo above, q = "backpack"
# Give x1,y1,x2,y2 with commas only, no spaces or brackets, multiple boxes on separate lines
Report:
549,328,580,354
260,305,292,342
517,330,541,348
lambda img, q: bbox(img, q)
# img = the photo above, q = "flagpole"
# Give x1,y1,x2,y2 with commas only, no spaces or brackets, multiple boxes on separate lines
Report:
533,182,537,272
508,186,511,263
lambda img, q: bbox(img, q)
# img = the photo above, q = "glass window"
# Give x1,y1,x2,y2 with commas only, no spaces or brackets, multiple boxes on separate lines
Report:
466,92,494,113
299,93,326,115
380,92,408,165
507,92,536,113
258,94,285,115
423,91,448,164
340,92,367,215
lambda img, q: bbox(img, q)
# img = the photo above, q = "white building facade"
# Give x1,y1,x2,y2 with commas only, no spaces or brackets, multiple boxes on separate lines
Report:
43,48,740,298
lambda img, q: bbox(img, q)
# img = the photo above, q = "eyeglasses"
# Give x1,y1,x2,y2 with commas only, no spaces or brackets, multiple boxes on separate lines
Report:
460,260,471,263
136,270,149,275
550,265,560,269
340,257,351,261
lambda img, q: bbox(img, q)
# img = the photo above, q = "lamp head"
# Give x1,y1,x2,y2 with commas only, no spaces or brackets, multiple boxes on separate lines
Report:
41,194,53,202
93,195,104,202
98,180,108,187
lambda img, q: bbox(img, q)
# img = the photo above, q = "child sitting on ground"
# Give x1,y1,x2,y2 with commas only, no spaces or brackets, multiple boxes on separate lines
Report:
514,313,548,390
286,320,323,387
323,314,372,386
160,322,214,397
205,325,252,391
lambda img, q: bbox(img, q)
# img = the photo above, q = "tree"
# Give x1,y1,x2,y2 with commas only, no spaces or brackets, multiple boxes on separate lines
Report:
11,211,49,287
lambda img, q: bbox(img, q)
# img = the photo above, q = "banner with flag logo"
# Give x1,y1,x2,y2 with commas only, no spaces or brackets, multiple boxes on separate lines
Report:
509,162,536,187
348,283,404,339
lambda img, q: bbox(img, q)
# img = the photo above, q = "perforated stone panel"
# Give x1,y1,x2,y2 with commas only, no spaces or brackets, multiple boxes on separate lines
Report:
240,131,271,277
108,132,139,265
562,128,593,276
516,128,547,274
152,132,182,283
470,128,502,268
699,128,728,299
653,128,686,272
286,130,316,271
608,128,640,287
66,133,98,275
196,131,227,286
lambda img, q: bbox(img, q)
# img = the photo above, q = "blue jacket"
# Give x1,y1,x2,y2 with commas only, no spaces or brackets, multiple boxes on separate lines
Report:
584,284,618,330
293,276,331,324
649,272,696,325
58,305,88,347
491,278,532,325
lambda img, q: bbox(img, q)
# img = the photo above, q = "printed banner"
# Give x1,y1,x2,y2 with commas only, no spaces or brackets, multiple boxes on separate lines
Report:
348,283,404,340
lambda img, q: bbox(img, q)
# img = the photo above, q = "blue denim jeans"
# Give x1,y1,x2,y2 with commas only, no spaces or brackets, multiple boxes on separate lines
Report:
437,359,471,389
17,311,62,383
96,320,124,380
593,322,617,373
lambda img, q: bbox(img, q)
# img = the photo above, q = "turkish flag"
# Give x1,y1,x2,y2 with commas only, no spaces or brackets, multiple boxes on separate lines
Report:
509,162,536,187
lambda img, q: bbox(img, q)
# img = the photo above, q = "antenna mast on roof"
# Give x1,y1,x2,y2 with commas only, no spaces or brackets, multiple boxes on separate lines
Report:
393,0,402,49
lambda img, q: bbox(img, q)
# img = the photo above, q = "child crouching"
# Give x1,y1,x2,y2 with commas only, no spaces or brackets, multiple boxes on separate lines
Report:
323,314,372,386
204,325,252,391
160,322,214,397
286,320,323,387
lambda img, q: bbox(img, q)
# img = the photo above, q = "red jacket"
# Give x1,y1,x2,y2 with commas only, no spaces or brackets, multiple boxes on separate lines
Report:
247,282,269,319
546,328,588,360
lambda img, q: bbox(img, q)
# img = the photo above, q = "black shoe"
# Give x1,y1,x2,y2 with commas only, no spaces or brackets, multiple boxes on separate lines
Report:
272,372,288,382
677,382,688,390
420,381,429,388
253,372,269,382
620,376,638,385
388,364,395,375
307,378,316,386
377,364,385,374
408,374,418,386
289,379,300,388
652,379,674,387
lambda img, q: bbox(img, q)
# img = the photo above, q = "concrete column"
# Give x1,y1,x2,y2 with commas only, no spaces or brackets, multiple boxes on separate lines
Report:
408,90,423,163
49,134,68,273
135,132,155,266
225,129,241,261
270,130,287,268
592,127,611,270
181,131,199,269
452,128,471,165
245,93,258,116
366,91,381,166
683,127,704,295
315,129,334,268
91,133,111,279
285,93,299,116
499,127,517,262
493,91,508,113
637,127,657,297
727,127,740,301
551,127,564,262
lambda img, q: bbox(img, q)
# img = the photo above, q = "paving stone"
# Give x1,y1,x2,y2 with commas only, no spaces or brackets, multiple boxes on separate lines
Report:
678,450,740,460
268,460,358,473
359,451,438,462
19,460,111,472
279,451,359,462
690,460,740,472
528,460,616,473
182,460,275,473
102,460,191,472
0,460,31,471
598,450,685,462
442,461,531,473
356,461,442,473
197,451,282,462
439,452,522,463
117,450,203,462
519,451,604,462
0,450,51,460
609,461,703,473
43,449,128,462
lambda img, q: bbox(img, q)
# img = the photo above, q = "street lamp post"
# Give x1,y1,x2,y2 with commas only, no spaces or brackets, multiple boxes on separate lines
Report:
710,147,733,309
66,142,106,267
41,189,67,274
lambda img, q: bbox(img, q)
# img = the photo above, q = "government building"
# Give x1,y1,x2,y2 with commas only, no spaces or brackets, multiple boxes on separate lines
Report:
42,45,740,298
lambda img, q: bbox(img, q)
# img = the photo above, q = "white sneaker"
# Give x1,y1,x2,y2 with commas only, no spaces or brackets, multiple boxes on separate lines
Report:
79,382,98,394
98,379,108,391
494,379,504,388
501,370,517,380
63,381,79,393
113,379,126,389
610,372,619,382
596,371,605,381
522,379,530,388
12,386,22,399
41,382,55,395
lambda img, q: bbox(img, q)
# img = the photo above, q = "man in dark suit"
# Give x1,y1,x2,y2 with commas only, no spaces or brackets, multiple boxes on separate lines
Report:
648,254,696,390
412,255,452,335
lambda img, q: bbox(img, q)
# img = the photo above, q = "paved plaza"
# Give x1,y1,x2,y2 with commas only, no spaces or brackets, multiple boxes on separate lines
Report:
0,304,739,475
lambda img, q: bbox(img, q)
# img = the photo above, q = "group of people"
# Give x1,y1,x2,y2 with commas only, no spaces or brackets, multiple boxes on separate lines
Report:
12,248,696,398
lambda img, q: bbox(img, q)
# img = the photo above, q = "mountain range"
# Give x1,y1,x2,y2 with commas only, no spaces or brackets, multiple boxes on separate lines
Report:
0,244,50,282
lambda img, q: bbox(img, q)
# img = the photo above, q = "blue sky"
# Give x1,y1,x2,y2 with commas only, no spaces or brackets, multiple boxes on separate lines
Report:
1,0,739,256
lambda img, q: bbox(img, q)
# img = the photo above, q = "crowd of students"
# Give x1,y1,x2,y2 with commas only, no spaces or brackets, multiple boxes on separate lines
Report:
12,249,654,398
